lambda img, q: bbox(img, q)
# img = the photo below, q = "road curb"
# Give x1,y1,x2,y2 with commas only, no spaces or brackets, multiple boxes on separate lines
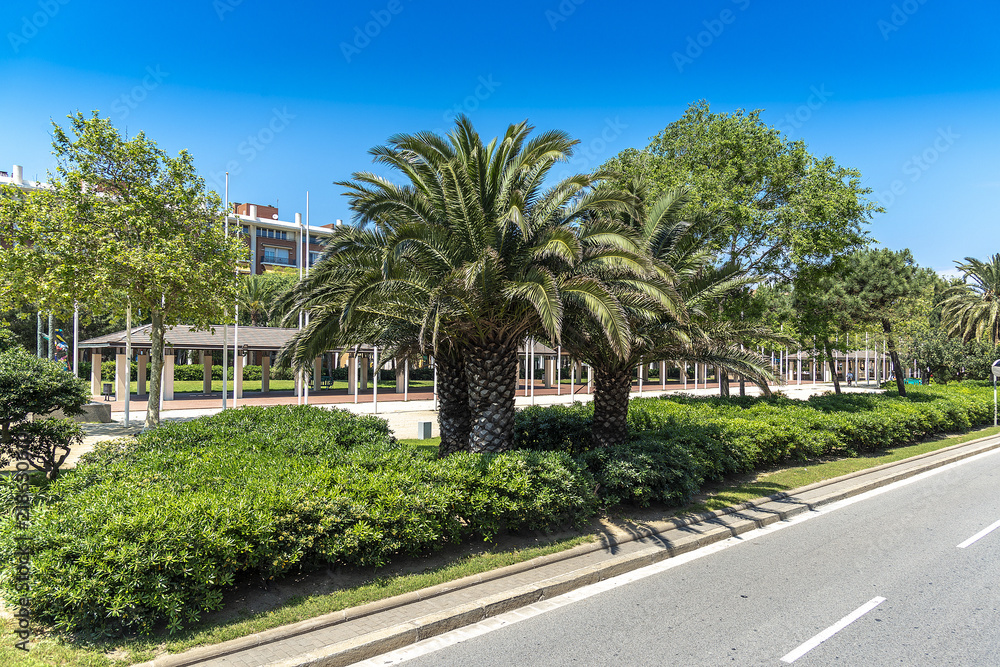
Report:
137,432,1000,667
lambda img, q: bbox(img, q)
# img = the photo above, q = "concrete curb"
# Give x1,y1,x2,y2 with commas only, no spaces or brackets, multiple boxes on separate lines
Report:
137,432,1000,667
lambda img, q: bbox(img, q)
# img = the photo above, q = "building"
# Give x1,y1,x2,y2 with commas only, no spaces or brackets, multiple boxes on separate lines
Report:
0,164,47,192
230,202,340,275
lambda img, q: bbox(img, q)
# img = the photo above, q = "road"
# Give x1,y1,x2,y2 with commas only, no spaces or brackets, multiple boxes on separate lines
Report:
361,447,1000,666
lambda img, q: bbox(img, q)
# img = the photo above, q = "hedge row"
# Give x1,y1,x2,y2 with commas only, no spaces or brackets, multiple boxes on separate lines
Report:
0,406,595,637
515,383,996,508
2,383,994,638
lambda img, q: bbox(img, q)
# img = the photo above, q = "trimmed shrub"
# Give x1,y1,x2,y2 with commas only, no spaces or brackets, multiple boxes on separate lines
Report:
513,402,594,456
0,406,595,637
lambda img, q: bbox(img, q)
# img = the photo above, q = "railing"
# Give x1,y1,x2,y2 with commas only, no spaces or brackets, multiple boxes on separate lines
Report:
261,253,295,267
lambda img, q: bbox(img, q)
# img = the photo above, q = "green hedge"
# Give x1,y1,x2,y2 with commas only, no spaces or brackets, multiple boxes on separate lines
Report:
514,383,996,507
0,406,595,637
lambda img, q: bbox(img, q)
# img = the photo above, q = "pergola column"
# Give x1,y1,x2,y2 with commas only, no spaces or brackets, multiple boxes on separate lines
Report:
115,349,129,402
313,356,322,391
137,353,148,396
162,350,175,400
395,358,406,393
360,355,369,390
261,353,271,394
202,351,213,393
348,354,358,394
543,357,554,388
234,353,244,399
91,351,103,396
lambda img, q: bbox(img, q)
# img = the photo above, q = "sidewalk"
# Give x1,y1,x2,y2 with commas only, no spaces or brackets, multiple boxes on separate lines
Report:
133,410,994,667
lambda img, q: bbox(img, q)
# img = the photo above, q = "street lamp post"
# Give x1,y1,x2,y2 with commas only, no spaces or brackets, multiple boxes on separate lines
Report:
991,360,1000,427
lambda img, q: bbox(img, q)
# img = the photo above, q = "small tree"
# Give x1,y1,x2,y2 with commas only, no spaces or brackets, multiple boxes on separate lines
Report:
0,112,245,426
0,347,89,479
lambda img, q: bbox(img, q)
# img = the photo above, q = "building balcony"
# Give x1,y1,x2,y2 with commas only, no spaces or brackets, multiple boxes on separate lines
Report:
261,253,296,267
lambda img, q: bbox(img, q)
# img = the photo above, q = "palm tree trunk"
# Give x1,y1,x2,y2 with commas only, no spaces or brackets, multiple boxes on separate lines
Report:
882,318,906,397
146,309,164,428
465,336,519,453
719,368,730,397
436,347,471,457
591,365,633,448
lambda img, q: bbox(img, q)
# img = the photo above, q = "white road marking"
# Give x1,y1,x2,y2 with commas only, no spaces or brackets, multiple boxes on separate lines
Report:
957,518,1000,549
780,596,886,663
349,445,1000,666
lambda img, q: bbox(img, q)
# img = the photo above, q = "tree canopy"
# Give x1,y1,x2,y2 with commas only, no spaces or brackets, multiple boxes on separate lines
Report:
0,112,246,425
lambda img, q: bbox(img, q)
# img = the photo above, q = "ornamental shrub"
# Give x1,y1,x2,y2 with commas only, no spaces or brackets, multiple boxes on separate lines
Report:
0,405,595,637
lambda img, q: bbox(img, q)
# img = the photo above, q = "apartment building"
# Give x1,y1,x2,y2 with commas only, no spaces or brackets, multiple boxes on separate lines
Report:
230,202,339,275
1,163,341,275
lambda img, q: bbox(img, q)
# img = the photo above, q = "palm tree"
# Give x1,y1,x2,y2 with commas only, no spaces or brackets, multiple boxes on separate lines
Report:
562,181,778,448
327,117,639,452
941,254,1000,345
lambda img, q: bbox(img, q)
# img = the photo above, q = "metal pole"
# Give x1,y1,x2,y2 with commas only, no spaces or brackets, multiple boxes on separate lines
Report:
404,358,409,402
47,312,54,360
125,304,131,428
557,346,561,396
570,357,575,396
72,302,79,377
638,364,643,394
373,345,378,414
994,375,997,427
432,355,438,411
36,311,42,358
354,346,360,404
234,305,239,409
223,173,229,409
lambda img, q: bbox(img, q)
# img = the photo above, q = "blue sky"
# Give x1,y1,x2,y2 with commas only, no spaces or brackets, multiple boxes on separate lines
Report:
2,0,998,275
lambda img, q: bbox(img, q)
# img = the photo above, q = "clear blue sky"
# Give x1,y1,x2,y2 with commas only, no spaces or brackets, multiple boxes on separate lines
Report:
2,0,998,275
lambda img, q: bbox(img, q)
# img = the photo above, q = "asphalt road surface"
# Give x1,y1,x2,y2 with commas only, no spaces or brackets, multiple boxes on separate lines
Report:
361,447,1000,666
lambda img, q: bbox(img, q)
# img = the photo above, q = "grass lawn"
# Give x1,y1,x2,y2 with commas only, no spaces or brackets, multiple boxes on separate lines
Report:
686,425,1000,513
122,379,435,394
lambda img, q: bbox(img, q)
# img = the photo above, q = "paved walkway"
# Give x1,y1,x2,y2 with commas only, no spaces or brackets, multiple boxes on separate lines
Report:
133,428,999,667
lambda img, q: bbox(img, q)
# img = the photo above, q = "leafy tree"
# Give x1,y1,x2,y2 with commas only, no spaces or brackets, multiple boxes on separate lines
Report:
941,254,1000,345
0,346,89,478
0,112,245,426
602,101,879,282
792,261,853,394
841,248,929,396
911,328,967,383
239,273,296,326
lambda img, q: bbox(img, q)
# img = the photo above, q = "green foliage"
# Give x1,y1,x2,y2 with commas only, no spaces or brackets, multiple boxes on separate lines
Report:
0,406,595,637
513,402,594,457
941,254,1000,345
0,347,90,477
581,437,705,507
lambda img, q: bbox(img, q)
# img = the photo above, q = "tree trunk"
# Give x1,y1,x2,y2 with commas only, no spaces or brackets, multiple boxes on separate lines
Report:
719,368,730,397
146,310,164,428
883,318,906,397
465,336,519,453
591,366,633,448
739,376,746,396
436,347,471,457
825,340,841,395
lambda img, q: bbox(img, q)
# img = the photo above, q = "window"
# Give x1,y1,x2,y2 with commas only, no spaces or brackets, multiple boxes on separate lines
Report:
262,246,294,266
256,228,288,240
308,235,325,246
309,251,322,267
